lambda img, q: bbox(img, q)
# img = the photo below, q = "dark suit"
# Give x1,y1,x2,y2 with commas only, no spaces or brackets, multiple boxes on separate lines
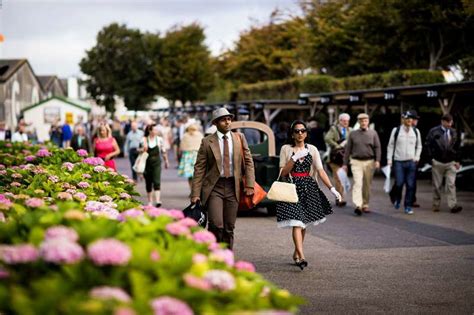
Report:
191,131,255,249
70,134,91,153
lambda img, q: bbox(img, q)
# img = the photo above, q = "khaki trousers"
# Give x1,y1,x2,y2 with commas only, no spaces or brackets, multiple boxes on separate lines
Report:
431,160,457,209
207,177,239,249
329,162,345,201
350,158,375,208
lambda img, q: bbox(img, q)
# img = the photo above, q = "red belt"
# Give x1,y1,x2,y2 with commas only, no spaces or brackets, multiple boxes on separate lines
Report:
291,172,310,177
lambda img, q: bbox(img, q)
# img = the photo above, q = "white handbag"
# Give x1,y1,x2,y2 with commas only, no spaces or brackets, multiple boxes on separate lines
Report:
267,171,299,203
132,151,149,174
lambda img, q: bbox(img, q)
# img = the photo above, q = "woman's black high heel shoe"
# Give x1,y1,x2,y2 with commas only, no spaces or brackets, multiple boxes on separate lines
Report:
297,259,308,270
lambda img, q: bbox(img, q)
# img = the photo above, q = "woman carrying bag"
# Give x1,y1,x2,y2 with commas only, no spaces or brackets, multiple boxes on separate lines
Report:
142,124,169,207
277,120,341,270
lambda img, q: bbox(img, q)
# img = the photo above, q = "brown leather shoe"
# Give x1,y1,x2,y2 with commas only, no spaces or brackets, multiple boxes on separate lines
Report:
354,208,362,216
362,207,371,213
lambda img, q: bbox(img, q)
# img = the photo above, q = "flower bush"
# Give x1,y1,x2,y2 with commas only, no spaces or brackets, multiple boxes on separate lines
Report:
0,141,303,314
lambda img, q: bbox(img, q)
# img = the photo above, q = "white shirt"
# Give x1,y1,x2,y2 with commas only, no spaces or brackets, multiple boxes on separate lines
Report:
12,132,28,143
217,130,234,177
387,125,422,162
147,136,166,152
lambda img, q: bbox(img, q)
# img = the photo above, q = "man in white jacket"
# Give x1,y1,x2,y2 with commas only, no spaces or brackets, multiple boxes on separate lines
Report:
386,111,422,214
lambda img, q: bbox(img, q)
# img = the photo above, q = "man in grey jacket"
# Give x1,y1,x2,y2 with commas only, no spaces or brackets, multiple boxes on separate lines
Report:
387,111,422,214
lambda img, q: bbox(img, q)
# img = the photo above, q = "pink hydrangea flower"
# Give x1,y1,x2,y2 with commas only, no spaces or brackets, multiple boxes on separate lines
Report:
203,270,236,291
62,162,75,171
114,307,137,315
57,192,73,201
40,238,84,264
83,157,104,166
11,173,22,179
103,181,110,186
166,222,190,236
91,208,120,220
150,250,160,262
145,207,172,218
168,210,185,220
45,225,79,242
0,244,39,264
25,197,44,208
10,182,21,187
179,218,198,228
0,164,5,169
93,166,107,173
119,192,131,199
209,248,234,267
0,194,13,210
99,195,113,202
66,188,77,195
36,149,51,157
150,296,193,315
119,209,144,221
183,274,211,291
48,175,59,183
87,239,131,266
74,192,87,201
89,286,131,302
234,260,256,272
0,170,6,175
0,268,9,279
192,230,216,244
76,149,89,157
192,253,208,264
82,173,92,179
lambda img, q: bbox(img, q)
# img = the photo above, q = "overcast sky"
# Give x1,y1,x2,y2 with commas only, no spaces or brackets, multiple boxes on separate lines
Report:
0,0,301,78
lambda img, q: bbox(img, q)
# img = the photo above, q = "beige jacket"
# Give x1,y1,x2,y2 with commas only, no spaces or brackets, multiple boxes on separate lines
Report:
279,144,323,181
191,132,255,206
180,131,204,151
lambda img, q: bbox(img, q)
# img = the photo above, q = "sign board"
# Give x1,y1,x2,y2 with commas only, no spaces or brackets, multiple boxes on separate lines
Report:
44,107,60,124
65,112,74,125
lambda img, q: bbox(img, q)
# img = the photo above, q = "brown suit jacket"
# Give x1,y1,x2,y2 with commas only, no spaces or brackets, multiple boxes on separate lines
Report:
191,131,255,206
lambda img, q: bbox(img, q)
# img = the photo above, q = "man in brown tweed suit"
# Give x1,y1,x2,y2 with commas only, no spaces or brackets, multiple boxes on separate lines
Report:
191,108,255,249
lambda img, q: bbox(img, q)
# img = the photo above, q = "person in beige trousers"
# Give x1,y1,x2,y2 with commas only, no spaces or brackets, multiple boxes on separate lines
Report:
343,113,381,216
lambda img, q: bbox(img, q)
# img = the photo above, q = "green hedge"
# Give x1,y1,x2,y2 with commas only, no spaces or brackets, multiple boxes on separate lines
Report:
209,69,444,101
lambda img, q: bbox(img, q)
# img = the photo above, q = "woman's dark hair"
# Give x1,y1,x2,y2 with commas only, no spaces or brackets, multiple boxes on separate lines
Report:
144,124,156,137
286,120,310,146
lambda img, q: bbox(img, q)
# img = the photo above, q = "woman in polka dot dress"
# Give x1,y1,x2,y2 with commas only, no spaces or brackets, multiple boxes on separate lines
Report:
276,120,341,270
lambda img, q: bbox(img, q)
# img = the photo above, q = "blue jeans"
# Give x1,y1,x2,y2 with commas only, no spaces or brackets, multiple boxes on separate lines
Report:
394,160,417,208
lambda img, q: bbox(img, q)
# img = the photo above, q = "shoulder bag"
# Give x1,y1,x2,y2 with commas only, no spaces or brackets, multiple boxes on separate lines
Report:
132,151,149,174
238,133,267,211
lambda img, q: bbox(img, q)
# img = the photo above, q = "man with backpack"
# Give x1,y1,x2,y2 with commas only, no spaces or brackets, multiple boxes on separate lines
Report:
386,110,422,214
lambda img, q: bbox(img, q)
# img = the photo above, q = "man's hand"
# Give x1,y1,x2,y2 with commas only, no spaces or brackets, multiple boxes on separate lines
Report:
374,161,380,169
191,196,200,204
387,160,392,166
454,162,461,170
244,187,254,196
342,165,348,172
164,160,169,169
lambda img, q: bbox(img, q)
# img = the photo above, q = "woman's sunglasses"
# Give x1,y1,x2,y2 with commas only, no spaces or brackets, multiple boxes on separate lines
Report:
293,128,307,134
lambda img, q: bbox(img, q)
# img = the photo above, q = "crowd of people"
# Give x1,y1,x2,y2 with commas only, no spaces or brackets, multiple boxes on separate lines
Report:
0,108,465,266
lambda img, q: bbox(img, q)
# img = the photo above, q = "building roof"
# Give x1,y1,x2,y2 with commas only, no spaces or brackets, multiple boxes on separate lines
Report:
0,59,28,82
37,75,56,90
21,96,91,113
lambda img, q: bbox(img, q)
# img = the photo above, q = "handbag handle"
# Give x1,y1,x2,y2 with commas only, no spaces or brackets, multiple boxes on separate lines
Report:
276,168,294,183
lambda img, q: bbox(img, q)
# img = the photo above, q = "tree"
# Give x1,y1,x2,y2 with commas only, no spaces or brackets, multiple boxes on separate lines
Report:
303,0,474,76
153,23,214,105
218,11,311,84
80,23,156,113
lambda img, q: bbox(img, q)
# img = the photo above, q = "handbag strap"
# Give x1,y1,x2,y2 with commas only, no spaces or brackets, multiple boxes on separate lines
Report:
276,168,294,183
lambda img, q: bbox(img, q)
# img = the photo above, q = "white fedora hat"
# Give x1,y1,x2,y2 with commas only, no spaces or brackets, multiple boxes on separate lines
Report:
211,107,234,123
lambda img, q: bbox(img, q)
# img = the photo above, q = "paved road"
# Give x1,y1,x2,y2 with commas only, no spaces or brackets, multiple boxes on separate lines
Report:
116,157,474,314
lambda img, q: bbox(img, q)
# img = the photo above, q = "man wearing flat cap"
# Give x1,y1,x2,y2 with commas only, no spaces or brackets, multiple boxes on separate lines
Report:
387,111,422,215
191,108,255,249
343,113,381,216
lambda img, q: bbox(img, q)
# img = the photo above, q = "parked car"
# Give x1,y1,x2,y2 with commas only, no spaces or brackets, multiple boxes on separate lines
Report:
231,121,279,215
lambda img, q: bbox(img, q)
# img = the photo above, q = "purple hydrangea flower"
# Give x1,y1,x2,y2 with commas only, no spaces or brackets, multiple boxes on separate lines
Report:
83,157,104,166
57,192,73,201
87,239,131,266
62,162,75,171
93,166,107,173
150,296,193,315
119,192,131,200
77,181,90,189
48,175,59,183
119,209,144,221
99,195,113,202
73,192,87,202
82,173,92,179
0,244,39,264
25,155,36,162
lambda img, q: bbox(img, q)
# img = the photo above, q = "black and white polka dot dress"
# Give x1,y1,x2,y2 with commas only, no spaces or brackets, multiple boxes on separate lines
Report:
276,152,333,229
